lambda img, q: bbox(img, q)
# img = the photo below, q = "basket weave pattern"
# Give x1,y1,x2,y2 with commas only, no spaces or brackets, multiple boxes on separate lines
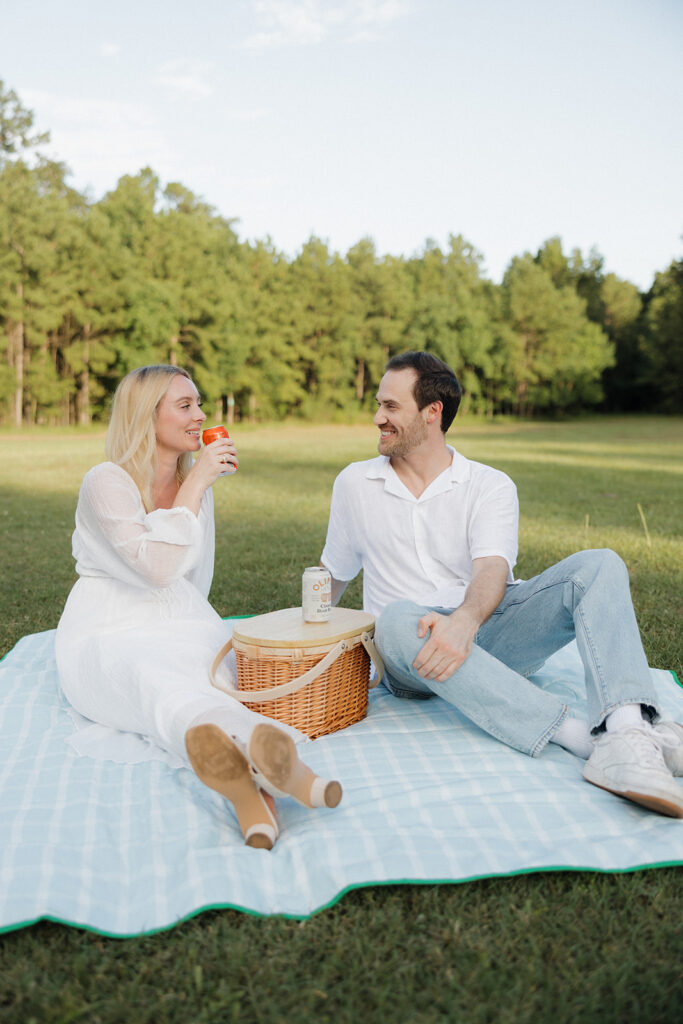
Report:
234,637,370,739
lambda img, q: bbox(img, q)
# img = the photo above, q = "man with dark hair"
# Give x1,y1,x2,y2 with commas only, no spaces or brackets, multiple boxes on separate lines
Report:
384,351,463,432
321,350,683,817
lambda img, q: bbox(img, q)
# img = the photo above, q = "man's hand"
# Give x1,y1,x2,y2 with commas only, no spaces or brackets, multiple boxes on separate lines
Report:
412,607,479,682
411,555,509,683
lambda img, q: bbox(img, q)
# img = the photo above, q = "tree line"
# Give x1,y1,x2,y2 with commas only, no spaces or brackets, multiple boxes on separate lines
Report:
1,80,681,427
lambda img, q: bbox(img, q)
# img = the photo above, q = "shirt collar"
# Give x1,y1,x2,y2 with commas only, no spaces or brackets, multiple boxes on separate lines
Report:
446,446,471,483
365,445,471,498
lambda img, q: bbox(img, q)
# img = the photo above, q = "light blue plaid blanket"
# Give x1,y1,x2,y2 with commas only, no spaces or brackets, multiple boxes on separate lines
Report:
1,626,682,937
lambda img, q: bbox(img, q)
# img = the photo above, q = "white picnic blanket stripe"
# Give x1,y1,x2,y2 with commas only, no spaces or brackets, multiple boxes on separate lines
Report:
0,627,682,935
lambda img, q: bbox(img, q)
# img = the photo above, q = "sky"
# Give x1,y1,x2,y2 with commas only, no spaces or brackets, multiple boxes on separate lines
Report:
2,0,682,290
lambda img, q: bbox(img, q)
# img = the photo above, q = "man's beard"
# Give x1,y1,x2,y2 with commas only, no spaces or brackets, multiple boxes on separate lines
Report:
378,413,428,457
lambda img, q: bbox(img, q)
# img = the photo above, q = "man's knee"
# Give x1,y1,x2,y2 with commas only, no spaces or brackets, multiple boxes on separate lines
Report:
375,601,435,697
569,548,628,587
375,600,423,660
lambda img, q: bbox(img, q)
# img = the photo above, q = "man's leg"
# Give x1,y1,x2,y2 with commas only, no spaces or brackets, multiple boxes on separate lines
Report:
376,551,683,817
375,600,569,757
475,549,659,729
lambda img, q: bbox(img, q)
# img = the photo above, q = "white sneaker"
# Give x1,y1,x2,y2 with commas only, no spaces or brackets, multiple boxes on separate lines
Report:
654,721,683,776
583,725,683,818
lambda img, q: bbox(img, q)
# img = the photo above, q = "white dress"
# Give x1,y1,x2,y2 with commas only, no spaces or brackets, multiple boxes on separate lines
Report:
55,462,301,766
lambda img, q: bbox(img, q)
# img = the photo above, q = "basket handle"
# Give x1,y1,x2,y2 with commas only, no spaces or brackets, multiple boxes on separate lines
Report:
210,630,384,705
361,631,384,685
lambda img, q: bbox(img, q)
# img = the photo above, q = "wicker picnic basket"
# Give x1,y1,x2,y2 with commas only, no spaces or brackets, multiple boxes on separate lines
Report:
209,607,384,739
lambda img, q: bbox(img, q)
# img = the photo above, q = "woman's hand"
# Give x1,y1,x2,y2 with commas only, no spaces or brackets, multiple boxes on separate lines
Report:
194,437,239,484
174,438,239,514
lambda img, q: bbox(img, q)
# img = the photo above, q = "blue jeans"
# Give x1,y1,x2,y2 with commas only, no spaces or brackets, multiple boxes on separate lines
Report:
374,549,659,756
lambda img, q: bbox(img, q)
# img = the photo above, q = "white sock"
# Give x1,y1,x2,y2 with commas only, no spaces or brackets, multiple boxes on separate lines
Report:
605,704,646,733
551,717,594,759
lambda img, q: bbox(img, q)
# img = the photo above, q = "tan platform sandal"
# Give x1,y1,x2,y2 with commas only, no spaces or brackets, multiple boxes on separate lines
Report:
244,723,343,809
185,724,279,849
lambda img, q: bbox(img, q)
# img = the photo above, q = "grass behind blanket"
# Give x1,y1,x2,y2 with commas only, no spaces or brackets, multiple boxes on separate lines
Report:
1,416,682,1024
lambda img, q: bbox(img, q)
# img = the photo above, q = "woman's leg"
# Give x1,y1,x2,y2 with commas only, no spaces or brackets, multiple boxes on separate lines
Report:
184,721,279,849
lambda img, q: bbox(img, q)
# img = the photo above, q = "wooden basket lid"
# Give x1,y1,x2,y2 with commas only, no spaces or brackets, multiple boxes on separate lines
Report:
232,606,375,649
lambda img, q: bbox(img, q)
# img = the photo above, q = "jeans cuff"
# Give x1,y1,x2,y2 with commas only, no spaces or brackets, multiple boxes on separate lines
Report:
530,705,570,757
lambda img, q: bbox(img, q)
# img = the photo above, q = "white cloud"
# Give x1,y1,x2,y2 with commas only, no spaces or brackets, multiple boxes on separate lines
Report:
348,0,412,40
243,0,333,49
153,58,214,98
19,88,268,203
100,42,120,58
21,89,175,196
242,0,411,50
355,0,411,28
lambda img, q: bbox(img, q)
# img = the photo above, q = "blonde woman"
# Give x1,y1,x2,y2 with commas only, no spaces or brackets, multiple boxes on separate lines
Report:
56,365,341,850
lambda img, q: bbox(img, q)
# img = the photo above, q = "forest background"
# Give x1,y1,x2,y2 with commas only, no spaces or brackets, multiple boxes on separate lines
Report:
1,79,681,430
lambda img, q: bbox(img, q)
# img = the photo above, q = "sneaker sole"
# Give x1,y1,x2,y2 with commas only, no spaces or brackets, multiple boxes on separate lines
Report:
583,767,683,819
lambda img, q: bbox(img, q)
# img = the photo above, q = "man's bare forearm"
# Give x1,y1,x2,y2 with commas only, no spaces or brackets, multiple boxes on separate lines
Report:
320,564,349,606
412,556,510,682
453,555,509,631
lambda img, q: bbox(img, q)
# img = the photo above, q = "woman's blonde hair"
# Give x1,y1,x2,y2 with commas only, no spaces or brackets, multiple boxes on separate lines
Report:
105,365,196,512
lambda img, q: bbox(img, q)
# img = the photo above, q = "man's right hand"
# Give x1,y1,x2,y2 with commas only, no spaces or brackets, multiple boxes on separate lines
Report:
412,606,479,683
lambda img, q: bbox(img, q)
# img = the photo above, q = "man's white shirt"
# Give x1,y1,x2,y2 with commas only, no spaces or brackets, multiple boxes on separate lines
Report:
321,445,519,621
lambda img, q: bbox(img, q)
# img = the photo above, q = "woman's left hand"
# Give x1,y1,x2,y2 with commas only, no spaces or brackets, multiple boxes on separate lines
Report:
193,437,239,485
174,438,239,514
206,437,239,477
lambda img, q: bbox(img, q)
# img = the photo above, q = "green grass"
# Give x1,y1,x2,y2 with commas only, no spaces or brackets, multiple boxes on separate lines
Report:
1,416,682,1023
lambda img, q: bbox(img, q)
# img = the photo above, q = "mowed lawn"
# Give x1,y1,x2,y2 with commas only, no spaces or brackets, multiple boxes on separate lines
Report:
0,416,681,1024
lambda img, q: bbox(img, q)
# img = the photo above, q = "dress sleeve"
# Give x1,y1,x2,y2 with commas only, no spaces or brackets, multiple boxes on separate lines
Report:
320,470,363,582
186,486,215,599
76,463,204,589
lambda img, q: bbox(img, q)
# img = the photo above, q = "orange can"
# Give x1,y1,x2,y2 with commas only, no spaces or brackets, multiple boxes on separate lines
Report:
202,425,230,445
202,425,236,474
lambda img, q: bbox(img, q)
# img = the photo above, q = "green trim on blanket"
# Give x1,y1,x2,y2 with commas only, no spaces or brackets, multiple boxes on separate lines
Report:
2,860,682,939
